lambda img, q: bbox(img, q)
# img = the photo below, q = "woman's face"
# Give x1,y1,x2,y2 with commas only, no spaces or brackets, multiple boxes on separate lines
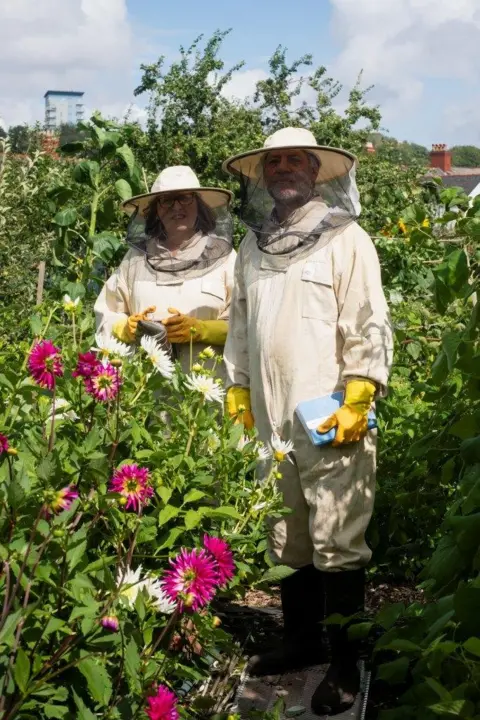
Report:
157,192,198,237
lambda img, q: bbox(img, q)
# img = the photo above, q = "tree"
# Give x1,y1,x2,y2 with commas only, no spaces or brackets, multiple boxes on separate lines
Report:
0,126,6,140
7,125,31,153
451,144,480,167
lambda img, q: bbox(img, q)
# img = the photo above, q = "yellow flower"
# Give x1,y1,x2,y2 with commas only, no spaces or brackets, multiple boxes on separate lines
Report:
421,218,430,228
398,220,407,234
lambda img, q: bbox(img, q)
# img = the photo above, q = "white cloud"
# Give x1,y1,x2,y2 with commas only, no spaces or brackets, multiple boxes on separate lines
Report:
220,68,268,102
329,0,480,142
0,0,137,127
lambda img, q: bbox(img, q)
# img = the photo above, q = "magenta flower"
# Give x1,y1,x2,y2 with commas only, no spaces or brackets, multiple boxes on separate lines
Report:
101,615,119,632
28,340,63,390
109,464,153,512
73,352,101,379
85,363,121,402
161,548,220,613
146,685,179,720
44,485,79,517
203,535,235,588
0,434,9,456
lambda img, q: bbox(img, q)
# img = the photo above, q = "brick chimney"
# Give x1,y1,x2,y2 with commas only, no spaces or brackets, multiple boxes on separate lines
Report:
430,143,451,173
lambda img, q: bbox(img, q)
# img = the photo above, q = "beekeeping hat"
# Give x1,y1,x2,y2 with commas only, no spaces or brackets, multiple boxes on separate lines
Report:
123,165,234,279
122,165,232,215
223,127,361,257
223,127,357,185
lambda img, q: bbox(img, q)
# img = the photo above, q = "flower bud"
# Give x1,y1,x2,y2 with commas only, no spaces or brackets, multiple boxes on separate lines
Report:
119,496,128,506
53,528,65,538
101,615,119,632
184,593,195,608
7,448,18,456
192,363,203,373
212,616,222,628
275,472,283,480
110,358,123,368
202,346,215,359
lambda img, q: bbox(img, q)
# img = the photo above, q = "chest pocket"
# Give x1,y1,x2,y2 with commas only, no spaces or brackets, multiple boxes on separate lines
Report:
201,277,226,303
301,261,338,322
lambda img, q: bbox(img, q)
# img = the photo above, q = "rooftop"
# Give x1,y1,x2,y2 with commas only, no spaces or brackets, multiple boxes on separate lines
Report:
44,90,84,98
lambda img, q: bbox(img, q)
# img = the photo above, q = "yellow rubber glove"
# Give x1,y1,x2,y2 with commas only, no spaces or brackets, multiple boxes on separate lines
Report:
162,308,228,346
112,306,156,343
226,386,255,430
317,379,376,447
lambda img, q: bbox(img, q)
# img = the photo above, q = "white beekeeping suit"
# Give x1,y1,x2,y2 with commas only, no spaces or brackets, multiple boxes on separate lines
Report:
94,166,236,375
223,127,393,714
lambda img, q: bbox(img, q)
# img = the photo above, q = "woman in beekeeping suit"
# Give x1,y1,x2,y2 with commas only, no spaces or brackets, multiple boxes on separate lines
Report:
94,166,235,370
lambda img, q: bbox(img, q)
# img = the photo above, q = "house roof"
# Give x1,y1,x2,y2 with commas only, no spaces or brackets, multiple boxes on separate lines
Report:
440,175,480,194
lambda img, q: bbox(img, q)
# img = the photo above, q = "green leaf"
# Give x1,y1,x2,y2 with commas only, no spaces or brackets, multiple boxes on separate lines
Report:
454,585,480,635
115,179,132,201
463,637,480,657
157,487,172,505
431,350,449,385
460,436,480,465
183,489,206,505
77,657,112,706
72,689,97,720
125,637,141,691
44,617,66,637
376,657,410,685
379,639,421,653
0,608,23,647
406,342,421,360
73,160,100,190
157,527,184,550
67,540,87,571
13,648,31,693
442,331,463,372
425,677,451,701
53,208,77,227
348,622,373,640
45,705,68,719
158,505,180,526
260,565,296,584
202,506,242,520
376,603,405,630
7,479,25,509
428,700,465,716
184,509,203,530
116,145,135,177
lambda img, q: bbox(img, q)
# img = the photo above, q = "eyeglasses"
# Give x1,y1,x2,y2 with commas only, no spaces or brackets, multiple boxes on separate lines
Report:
158,193,195,209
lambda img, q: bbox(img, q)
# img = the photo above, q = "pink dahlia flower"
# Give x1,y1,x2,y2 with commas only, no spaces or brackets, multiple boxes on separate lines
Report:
45,485,79,517
28,340,63,390
0,434,9,456
101,615,119,632
73,352,101,379
85,363,121,402
109,464,153,512
161,548,220,612
203,534,235,588
146,685,179,720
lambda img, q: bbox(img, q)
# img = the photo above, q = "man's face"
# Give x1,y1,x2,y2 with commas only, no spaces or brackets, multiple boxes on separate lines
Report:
263,149,317,206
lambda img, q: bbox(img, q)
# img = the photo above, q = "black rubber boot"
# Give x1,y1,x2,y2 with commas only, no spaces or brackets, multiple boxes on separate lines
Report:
249,564,328,677
311,568,365,716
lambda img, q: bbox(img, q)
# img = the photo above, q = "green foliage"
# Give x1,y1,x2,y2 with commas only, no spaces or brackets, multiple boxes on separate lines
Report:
0,311,285,718
451,145,480,168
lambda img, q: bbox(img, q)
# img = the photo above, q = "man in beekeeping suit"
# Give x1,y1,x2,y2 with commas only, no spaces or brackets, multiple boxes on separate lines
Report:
223,128,393,716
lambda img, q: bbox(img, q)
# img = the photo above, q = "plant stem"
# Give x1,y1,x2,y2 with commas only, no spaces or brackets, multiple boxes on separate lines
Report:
48,380,56,453
0,511,43,632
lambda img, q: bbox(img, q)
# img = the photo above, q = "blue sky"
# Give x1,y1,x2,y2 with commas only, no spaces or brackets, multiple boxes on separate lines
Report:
1,0,480,148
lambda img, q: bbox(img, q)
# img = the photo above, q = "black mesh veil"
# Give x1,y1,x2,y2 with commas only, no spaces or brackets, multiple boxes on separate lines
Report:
125,198,233,281
234,154,361,258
